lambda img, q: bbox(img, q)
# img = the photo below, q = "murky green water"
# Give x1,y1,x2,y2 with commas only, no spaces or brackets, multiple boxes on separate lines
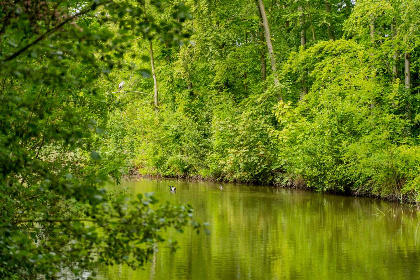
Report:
100,179,420,280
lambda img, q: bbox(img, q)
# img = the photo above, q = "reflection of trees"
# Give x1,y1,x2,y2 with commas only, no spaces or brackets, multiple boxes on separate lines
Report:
112,182,420,279
205,187,419,279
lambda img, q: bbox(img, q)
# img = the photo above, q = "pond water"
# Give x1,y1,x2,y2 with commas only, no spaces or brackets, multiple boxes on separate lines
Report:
100,179,420,280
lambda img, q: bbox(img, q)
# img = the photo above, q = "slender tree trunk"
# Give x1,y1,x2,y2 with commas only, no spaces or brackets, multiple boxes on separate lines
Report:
255,0,279,89
324,0,335,40
149,40,159,110
188,81,193,96
183,47,194,94
405,52,411,89
369,16,375,103
307,3,316,41
391,22,398,79
370,19,375,43
299,6,306,46
259,27,267,81
283,5,290,29
244,72,248,92
299,6,308,99
393,52,398,78
164,40,171,62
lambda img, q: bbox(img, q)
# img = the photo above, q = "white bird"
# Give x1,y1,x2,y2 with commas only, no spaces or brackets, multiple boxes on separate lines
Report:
118,81,125,90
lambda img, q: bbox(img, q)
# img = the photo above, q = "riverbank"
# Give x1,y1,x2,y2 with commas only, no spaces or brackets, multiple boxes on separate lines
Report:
125,167,419,207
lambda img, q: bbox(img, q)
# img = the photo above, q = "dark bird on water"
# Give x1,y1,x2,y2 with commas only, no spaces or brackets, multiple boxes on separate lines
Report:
169,185,176,192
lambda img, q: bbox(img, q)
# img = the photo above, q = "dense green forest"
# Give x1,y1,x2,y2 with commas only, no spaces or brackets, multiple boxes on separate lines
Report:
103,0,420,199
0,0,419,278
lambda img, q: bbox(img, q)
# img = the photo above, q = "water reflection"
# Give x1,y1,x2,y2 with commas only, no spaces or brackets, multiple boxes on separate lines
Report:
101,180,420,280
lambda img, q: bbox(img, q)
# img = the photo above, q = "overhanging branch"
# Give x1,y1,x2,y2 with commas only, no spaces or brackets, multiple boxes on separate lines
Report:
1,0,112,63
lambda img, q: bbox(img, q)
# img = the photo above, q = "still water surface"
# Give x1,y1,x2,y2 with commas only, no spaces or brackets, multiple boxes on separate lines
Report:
101,179,420,280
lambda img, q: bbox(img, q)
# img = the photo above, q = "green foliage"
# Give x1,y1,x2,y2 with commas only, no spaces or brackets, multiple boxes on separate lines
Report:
2,0,419,276
0,1,201,279
276,39,419,199
208,89,280,183
103,0,419,203
0,193,198,278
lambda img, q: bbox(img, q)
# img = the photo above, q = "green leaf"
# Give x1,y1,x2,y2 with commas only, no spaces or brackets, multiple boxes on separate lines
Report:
95,127,105,134
139,69,152,78
90,151,101,161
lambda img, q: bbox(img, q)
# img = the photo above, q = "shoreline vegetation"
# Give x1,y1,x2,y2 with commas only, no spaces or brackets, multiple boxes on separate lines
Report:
125,168,419,206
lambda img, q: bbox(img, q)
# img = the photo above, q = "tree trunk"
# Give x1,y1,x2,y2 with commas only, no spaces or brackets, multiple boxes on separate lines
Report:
405,52,411,89
299,6,308,99
307,2,316,41
299,6,306,46
370,18,375,43
164,40,171,62
393,52,398,78
324,0,335,40
255,0,279,89
283,5,290,29
391,22,398,79
244,72,248,92
183,47,194,95
259,27,267,81
149,40,159,110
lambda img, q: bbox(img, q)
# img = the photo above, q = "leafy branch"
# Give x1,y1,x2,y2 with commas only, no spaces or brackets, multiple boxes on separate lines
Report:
1,0,112,63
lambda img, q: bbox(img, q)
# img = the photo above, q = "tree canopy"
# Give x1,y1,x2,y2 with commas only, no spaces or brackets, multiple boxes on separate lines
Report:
0,1,200,279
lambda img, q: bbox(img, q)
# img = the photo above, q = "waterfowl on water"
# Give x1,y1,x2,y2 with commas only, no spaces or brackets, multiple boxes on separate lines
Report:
219,185,223,190
169,185,177,192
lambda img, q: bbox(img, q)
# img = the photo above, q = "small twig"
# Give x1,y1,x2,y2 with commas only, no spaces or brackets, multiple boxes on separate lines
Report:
35,136,45,159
